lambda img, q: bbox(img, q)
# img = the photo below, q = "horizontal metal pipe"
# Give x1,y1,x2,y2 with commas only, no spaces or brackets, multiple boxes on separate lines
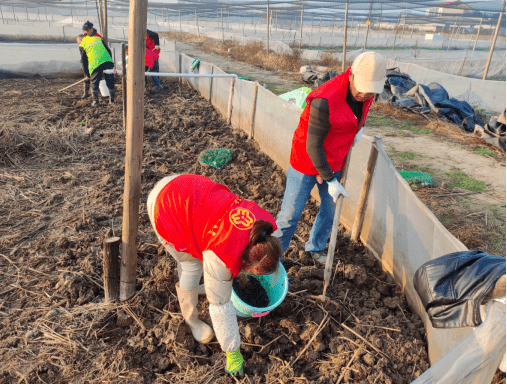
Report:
144,73,238,78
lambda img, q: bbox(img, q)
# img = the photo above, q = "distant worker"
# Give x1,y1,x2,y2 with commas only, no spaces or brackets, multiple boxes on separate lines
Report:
80,21,102,99
77,34,116,107
147,174,282,376
275,52,386,264
82,20,101,38
146,29,161,91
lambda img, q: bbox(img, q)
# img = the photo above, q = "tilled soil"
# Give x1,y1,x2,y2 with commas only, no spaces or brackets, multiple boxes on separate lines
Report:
0,77,429,384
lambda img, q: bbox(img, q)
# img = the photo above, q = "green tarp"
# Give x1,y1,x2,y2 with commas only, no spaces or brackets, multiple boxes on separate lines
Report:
279,87,312,109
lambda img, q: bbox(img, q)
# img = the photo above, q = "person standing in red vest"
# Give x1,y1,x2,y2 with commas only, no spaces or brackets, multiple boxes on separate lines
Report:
274,52,386,264
147,174,282,377
146,29,161,91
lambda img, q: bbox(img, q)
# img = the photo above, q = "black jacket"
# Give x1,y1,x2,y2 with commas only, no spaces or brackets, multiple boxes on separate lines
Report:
414,250,505,328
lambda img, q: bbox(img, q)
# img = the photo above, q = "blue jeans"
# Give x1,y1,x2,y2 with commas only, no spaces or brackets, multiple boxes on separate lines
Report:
274,166,343,254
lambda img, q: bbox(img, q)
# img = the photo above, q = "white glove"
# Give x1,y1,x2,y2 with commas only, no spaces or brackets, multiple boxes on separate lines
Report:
353,127,363,147
154,45,160,50
328,178,349,203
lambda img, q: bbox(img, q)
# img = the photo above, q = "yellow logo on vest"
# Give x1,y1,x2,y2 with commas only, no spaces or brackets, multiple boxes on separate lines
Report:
229,207,255,230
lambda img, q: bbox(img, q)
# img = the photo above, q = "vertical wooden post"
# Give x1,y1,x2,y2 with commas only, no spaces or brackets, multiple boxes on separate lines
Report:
221,8,224,42
209,67,214,103
103,237,120,302
0,6,4,24
483,0,505,80
473,18,483,52
25,5,28,20
249,82,259,139
321,152,352,299
195,8,199,37
363,21,370,50
310,13,313,35
299,7,304,49
120,0,148,302
332,15,335,36
458,50,467,77
121,43,127,131
266,0,269,53
227,78,235,125
103,0,108,46
350,137,380,243
179,9,181,33
342,1,349,73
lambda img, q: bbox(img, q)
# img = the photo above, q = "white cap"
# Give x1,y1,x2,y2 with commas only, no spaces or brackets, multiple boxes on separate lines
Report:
351,52,387,94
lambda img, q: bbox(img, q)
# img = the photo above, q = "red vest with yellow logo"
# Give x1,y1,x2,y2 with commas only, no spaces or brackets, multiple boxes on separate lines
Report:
289,67,373,175
154,175,277,277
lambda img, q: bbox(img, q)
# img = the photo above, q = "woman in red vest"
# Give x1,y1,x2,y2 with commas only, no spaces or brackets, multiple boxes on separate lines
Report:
274,52,386,264
147,174,282,377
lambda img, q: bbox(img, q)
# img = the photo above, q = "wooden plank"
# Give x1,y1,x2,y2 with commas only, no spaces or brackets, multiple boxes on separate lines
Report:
120,0,148,302
249,82,259,139
351,136,380,242
227,78,235,125
103,237,120,302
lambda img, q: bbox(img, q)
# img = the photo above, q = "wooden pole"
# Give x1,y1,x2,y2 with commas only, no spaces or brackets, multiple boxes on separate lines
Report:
103,0,108,46
332,15,335,36
350,137,380,243
321,152,352,299
0,6,4,24
266,0,269,54
483,0,505,80
299,7,304,49
363,21,370,50
221,8,224,42
342,1,348,73
120,0,148,302
209,67,214,102
310,13,313,35
103,237,120,302
458,49,467,77
227,78,235,125
57,77,88,92
179,10,181,33
121,43,127,131
473,18,483,52
195,9,199,37
249,82,259,139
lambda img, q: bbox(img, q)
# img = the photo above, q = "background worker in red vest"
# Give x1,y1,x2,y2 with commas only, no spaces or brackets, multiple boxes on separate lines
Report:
80,21,102,99
146,29,161,91
77,34,116,107
274,52,386,264
147,174,282,377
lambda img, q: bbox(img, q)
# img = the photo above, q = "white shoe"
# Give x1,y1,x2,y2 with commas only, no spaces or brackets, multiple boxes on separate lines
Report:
311,251,327,265
175,283,215,343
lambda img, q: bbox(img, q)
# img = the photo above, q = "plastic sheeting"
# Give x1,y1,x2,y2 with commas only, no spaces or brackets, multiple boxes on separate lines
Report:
379,68,485,132
411,298,506,384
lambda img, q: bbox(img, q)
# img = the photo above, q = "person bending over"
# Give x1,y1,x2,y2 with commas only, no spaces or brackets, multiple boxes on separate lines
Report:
77,34,116,106
147,174,282,377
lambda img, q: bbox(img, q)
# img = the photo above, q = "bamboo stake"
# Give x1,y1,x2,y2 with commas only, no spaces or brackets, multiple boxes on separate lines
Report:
249,82,259,139
299,7,304,49
266,0,269,54
342,1,348,73
121,43,127,130
473,18,483,52
351,136,380,243
208,67,214,102
103,0,108,46
103,237,120,302
483,0,505,80
57,78,88,93
227,78,235,125
321,152,352,299
120,0,148,302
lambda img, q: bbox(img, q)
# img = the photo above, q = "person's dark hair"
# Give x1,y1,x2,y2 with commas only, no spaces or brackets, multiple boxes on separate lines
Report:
241,220,282,275
83,21,94,31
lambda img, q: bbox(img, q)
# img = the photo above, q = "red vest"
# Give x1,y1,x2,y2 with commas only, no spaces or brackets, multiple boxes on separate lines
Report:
145,48,158,68
154,175,277,277
290,67,373,175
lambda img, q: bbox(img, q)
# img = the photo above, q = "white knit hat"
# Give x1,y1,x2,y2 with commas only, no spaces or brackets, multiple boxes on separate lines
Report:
351,52,387,94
